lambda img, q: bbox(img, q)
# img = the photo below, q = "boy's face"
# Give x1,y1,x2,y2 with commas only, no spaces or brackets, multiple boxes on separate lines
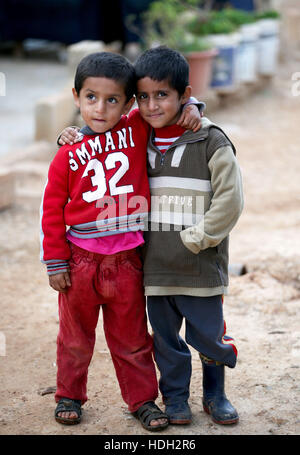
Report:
136,77,191,129
73,77,134,133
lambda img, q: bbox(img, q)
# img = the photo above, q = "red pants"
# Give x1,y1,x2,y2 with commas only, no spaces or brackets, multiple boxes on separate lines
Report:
55,243,158,412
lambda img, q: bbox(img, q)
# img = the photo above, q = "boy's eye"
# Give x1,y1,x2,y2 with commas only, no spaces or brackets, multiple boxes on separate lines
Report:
87,94,96,101
138,93,147,100
158,91,167,97
108,97,118,104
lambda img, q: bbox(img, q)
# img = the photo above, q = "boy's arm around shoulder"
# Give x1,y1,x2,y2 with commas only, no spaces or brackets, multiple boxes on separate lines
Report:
57,126,81,146
180,135,244,254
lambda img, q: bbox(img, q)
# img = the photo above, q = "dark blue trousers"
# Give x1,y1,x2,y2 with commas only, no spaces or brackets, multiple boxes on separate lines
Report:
147,294,237,404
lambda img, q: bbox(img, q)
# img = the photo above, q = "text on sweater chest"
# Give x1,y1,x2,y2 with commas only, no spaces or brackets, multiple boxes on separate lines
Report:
68,126,135,171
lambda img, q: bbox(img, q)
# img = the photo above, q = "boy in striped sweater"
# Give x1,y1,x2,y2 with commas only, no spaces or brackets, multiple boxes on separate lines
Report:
134,46,243,426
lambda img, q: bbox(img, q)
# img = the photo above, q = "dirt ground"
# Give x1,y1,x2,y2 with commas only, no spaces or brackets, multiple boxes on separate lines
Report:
0,57,299,438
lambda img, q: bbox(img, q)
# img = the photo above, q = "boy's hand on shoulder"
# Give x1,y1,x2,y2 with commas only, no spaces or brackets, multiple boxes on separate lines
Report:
49,272,71,293
58,127,81,146
177,104,203,132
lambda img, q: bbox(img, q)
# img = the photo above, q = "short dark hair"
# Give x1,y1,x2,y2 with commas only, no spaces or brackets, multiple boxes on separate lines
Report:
134,46,189,96
74,52,136,101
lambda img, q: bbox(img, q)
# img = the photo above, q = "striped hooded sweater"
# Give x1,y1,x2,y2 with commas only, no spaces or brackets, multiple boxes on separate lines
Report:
142,117,244,297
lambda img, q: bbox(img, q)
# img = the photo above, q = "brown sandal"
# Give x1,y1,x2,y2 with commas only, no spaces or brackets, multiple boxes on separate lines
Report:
133,401,169,431
55,398,82,425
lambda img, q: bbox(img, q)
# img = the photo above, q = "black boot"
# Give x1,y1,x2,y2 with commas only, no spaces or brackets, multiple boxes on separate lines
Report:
200,354,239,425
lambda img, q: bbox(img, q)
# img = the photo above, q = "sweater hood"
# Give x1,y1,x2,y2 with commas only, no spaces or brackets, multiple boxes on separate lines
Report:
170,117,236,155
180,117,217,143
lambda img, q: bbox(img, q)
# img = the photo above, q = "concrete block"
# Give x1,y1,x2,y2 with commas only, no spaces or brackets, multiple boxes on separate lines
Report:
0,141,55,167
34,88,76,143
13,160,50,178
67,40,123,74
67,40,106,73
13,160,50,203
0,168,15,210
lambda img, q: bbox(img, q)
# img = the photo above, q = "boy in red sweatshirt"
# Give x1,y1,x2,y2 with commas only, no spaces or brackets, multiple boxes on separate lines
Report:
40,51,201,430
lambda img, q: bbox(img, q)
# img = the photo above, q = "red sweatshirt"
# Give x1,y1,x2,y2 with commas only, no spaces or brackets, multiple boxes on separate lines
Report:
40,109,150,275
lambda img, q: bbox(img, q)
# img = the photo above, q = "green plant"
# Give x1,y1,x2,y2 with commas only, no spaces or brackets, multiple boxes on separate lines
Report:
187,7,258,37
141,0,213,52
220,7,256,26
255,10,281,20
187,13,238,36
179,38,213,53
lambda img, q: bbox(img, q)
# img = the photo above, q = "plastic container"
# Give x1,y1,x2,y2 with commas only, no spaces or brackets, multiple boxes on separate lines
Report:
206,33,240,91
236,23,260,83
256,19,280,76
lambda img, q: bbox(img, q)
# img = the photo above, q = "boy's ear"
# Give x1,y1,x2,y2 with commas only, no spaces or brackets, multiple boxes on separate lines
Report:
181,85,192,104
72,88,80,108
123,96,135,115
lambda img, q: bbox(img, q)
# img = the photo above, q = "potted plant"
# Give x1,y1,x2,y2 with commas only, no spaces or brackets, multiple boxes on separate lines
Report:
254,10,281,76
186,10,241,91
197,7,265,85
140,0,218,98
217,8,260,84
